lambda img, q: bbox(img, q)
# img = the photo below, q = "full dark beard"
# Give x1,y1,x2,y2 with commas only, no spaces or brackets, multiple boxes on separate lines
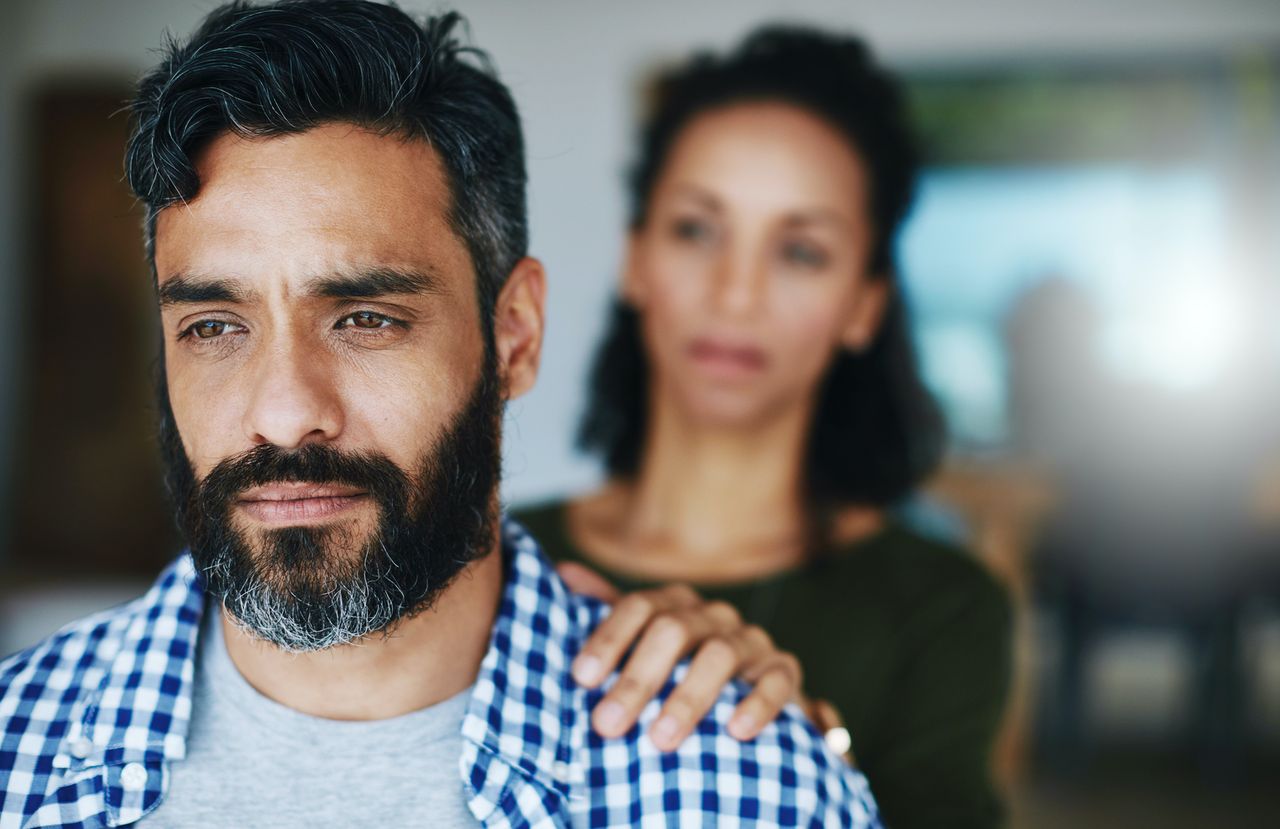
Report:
158,359,503,652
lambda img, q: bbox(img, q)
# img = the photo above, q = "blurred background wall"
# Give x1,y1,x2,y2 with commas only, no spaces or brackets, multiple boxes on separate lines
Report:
1,1,1278,826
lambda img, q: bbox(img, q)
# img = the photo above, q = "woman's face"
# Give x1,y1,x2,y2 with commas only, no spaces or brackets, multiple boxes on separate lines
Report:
626,101,888,428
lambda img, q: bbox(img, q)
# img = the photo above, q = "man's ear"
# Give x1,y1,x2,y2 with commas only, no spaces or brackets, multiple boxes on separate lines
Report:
493,257,547,400
839,277,891,352
620,230,648,309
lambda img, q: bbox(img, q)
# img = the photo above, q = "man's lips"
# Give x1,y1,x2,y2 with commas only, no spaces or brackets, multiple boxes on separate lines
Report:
236,483,369,524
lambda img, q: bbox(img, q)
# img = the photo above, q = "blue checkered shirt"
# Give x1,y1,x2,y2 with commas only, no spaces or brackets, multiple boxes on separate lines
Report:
2,519,880,828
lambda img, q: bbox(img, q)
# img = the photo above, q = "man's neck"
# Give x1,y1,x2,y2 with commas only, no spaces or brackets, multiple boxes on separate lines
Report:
218,546,504,721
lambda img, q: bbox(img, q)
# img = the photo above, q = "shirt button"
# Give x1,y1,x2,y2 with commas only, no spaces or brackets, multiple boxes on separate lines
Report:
551,761,573,783
121,763,148,791
69,737,94,759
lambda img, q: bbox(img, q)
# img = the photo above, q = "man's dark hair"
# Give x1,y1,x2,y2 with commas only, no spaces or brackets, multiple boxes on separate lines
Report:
125,0,526,330
579,25,946,515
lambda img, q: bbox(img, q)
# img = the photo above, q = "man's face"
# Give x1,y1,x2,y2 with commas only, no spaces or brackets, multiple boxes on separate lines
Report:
154,124,501,650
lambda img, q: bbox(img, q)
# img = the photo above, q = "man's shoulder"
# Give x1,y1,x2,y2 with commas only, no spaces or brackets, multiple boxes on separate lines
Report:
483,522,880,825
1,557,199,702
0,556,201,821
3,594,146,710
578,645,881,826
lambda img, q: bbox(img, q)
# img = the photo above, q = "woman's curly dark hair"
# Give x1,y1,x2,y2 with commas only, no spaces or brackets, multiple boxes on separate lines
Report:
578,25,946,512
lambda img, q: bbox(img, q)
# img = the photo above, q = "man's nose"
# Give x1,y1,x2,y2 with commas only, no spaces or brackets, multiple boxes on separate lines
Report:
241,338,344,449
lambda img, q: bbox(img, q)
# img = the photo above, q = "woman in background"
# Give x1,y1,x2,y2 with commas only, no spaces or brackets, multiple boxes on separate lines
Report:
516,25,1012,828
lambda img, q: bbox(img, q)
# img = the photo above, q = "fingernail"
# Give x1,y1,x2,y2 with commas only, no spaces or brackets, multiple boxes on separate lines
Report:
572,655,602,685
595,700,625,733
728,713,757,740
652,715,679,747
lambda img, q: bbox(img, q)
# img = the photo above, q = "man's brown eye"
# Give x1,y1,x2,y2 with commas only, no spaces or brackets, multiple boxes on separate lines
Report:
347,311,389,329
193,320,227,339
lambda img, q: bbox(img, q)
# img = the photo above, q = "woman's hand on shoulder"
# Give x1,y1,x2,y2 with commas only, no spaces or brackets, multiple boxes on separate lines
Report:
559,561,803,752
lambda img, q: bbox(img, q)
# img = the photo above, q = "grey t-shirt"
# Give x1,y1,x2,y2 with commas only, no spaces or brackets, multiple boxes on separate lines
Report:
144,607,476,827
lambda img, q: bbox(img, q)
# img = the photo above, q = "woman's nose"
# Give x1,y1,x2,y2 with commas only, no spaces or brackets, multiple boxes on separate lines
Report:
707,248,766,318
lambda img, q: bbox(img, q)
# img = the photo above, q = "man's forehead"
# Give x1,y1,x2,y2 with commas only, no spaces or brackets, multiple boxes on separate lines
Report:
154,124,465,284
192,123,446,188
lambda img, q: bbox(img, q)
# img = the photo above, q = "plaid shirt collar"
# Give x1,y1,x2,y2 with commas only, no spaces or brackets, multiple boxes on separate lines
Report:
459,520,595,823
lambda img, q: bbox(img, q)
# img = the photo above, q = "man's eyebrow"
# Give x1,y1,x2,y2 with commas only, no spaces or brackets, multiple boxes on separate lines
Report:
157,274,250,307
307,267,446,299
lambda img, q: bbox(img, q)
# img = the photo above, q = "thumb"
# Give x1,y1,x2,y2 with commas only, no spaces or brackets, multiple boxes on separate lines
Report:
557,561,622,603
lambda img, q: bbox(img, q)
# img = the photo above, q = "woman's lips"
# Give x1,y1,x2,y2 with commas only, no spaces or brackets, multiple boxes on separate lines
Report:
687,337,768,377
236,483,369,524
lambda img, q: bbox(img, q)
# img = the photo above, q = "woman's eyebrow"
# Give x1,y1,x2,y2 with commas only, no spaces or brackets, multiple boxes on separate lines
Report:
669,183,723,212
781,208,855,231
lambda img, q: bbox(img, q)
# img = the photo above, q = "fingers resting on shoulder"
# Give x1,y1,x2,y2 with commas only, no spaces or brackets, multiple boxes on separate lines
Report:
557,562,805,752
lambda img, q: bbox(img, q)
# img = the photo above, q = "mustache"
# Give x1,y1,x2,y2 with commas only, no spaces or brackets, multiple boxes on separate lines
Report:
197,443,411,511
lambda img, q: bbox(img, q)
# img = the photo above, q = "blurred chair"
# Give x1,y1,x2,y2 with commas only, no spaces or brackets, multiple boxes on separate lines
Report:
1005,279,1278,781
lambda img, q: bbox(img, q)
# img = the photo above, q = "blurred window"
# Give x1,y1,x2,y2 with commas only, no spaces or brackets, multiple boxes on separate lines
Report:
898,58,1279,453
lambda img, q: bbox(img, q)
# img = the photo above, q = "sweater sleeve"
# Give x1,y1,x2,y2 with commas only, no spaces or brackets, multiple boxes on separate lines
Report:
859,568,1014,829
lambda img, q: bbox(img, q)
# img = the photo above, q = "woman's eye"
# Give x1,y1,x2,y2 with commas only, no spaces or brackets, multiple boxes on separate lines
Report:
339,311,396,330
671,217,716,245
780,240,829,269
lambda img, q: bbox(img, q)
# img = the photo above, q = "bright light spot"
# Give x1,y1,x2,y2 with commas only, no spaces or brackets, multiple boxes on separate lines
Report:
1103,278,1246,392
